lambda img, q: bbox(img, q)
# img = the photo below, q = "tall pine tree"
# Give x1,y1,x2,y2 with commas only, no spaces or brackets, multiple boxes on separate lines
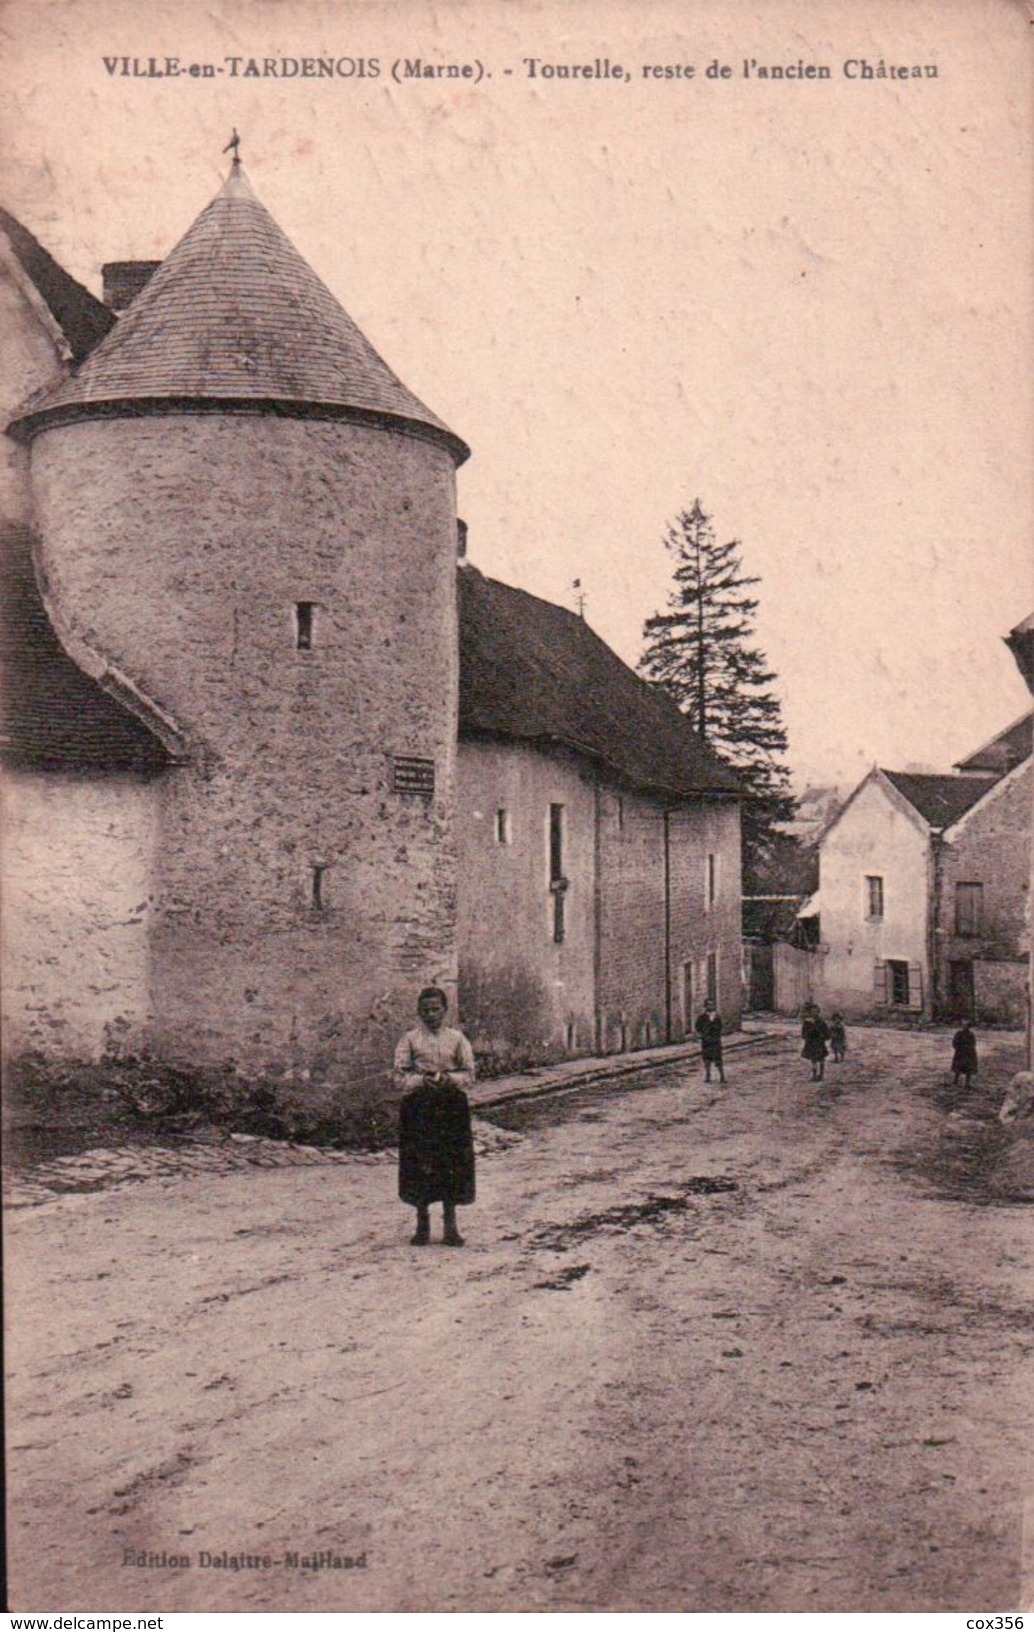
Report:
638,499,796,871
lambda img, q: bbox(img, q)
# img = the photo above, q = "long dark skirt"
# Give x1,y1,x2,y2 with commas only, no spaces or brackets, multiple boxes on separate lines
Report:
801,1023,830,1063
398,1081,476,1206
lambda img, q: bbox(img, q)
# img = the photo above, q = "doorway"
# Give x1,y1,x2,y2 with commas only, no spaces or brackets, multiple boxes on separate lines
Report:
948,959,975,1020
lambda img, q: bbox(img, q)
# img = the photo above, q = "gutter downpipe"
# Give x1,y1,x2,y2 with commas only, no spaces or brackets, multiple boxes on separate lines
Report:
663,806,672,1043
930,830,944,1023
593,777,603,1053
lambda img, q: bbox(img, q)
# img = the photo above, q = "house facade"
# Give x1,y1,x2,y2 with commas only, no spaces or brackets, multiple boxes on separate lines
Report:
935,757,1032,1025
805,759,1030,1025
1,165,742,1102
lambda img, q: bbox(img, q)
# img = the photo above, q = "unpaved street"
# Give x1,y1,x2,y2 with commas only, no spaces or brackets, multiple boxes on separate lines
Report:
5,1026,1032,1612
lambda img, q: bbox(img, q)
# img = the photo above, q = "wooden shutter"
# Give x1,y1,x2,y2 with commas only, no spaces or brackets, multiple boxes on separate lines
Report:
908,963,924,1011
873,961,888,1005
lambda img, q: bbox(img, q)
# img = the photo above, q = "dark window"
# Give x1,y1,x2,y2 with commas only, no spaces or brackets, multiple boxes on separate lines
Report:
707,853,717,908
888,959,909,1006
706,951,718,1006
495,809,510,844
682,961,693,1030
549,803,566,944
955,882,984,936
866,875,884,919
295,602,315,650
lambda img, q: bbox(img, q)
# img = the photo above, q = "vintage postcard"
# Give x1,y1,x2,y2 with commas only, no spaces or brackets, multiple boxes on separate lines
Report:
2,0,1032,1615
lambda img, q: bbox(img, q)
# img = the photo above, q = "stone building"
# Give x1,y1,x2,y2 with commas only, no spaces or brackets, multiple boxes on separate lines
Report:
1,163,741,1103
457,568,741,1062
802,757,1030,1025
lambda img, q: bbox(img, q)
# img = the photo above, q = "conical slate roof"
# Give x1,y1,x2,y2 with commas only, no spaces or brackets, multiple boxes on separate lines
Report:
10,165,468,463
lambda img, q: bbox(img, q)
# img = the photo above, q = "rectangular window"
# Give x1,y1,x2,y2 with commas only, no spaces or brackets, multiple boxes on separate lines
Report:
866,875,884,919
549,803,566,944
954,882,984,936
707,853,717,909
495,809,511,845
706,951,718,1007
888,959,909,1006
295,602,315,650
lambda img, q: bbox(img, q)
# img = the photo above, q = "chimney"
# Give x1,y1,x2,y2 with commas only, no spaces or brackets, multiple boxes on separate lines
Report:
102,260,161,313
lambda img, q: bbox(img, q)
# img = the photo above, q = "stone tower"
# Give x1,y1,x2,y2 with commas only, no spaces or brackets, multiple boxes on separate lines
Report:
10,163,470,1098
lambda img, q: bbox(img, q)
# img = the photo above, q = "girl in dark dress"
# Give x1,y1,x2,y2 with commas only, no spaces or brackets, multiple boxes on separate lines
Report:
802,1010,831,1081
695,1002,726,1084
829,1013,847,1063
395,987,476,1247
951,1020,978,1089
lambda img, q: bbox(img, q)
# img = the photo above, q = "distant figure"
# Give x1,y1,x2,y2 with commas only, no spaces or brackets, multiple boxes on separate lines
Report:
395,986,476,1246
801,1009,831,1081
829,1012,847,1063
951,1020,978,1090
695,1001,726,1084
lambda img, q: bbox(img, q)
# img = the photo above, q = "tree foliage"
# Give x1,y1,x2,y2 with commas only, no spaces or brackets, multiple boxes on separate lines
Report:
639,499,796,866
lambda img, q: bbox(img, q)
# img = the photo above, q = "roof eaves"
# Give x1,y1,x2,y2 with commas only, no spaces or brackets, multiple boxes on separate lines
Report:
942,753,1034,838
953,706,1033,772
8,392,470,463
459,724,741,802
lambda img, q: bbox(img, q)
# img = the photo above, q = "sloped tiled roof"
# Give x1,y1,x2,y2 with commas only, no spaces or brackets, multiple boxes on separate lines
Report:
882,769,998,830
459,567,741,799
955,710,1033,774
0,206,115,362
10,166,468,463
0,534,169,771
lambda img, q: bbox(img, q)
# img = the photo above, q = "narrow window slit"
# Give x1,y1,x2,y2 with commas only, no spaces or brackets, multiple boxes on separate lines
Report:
296,602,315,650
312,865,328,910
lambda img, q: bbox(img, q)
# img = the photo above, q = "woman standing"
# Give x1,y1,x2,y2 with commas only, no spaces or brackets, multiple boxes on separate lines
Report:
395,986,476,1247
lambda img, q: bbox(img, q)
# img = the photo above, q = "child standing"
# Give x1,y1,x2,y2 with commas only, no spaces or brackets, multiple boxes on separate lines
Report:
830,1012,847,1063
951,1019,978,1090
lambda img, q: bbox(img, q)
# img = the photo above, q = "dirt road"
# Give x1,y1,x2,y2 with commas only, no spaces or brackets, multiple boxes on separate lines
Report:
5,1025,1032,1612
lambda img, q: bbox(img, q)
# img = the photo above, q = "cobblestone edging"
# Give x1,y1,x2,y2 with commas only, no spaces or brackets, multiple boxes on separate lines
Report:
2,1122,525,1211
1,1133,390,1211
2,1034,778,1211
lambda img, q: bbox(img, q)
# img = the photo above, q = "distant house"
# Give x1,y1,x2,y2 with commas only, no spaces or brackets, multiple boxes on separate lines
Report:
804,757,1031,1024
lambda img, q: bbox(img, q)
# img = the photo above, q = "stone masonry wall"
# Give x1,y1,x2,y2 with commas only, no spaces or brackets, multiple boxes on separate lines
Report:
937,760,1031,1024
456,740,742,1060
456,741,596,1057
1,767,157,1060
28,414,460,1100
597,790,741,1048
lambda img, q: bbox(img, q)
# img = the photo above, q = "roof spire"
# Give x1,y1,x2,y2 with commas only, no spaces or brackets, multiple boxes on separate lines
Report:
222,127,241,169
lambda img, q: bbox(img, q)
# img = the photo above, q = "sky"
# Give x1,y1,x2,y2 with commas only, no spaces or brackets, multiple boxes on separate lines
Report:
3,0,1032,789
